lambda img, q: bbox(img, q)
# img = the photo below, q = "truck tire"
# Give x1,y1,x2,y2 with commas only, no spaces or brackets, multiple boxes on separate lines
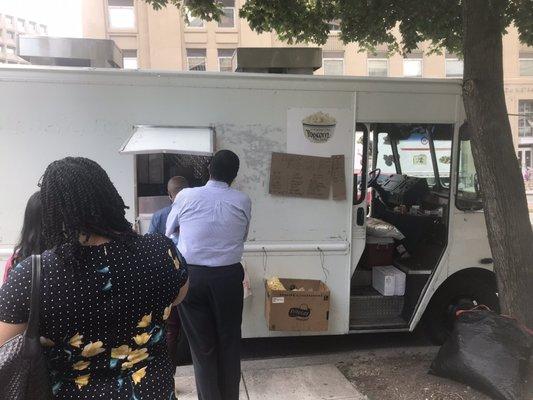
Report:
423,275,499,345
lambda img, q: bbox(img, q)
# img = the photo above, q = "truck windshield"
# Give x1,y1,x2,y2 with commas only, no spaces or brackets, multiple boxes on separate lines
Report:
375,124,452,188
374,132,396,174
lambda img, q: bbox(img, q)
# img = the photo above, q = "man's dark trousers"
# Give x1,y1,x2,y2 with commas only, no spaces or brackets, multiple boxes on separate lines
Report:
179,263,244,400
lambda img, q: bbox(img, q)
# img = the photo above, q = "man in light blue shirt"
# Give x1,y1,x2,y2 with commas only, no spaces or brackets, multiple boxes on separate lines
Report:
166,149,251,400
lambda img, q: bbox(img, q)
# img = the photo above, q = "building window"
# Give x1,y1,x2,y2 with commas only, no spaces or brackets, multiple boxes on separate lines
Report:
5,16,14,27
368,59,388,77
327,20,341,33
403,58,423,77
519,52,533,76
322,51,344,75
6,47,15,55
185,10,204,28
187,48,207,71
445,58,463,77
518,100,533,138
123,49,138,69
218,49,235,72
29,21,37,33
17,18,25,31
40,24,47,34
6,31,15,40
218,0,235,28
108,0,135,29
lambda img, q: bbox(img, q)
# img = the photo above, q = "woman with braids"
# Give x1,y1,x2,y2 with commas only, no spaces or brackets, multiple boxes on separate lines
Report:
2,191,44,283
0,157,189,400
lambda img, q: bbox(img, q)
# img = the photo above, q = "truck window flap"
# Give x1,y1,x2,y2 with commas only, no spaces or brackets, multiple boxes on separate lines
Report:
119,125,215,155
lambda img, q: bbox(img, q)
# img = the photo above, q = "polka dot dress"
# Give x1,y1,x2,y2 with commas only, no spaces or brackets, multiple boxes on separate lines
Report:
0,234,188,400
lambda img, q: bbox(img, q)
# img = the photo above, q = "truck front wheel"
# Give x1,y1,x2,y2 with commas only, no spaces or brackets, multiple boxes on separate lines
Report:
423,274,499,345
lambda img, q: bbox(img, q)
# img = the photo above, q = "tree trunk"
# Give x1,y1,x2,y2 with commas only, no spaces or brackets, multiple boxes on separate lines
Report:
462,0,533,328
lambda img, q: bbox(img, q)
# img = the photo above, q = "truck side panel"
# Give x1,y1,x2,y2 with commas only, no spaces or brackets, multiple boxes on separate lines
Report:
0,71,355,337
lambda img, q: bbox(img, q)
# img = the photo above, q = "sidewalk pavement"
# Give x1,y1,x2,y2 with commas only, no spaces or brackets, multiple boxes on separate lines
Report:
174,346,435,400
175,364,365,400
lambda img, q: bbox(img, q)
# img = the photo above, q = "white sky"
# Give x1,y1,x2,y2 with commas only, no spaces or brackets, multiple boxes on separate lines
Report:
0,0,82,37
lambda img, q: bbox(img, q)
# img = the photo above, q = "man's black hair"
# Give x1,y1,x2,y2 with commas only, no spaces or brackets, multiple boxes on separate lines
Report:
209,150,240,185
40,157,136,258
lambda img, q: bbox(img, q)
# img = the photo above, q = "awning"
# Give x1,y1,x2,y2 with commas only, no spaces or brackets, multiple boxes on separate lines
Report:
119,125,215,156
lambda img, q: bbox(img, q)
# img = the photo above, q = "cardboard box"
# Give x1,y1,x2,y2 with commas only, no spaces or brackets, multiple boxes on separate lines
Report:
265,278,330,331
372,265,406,296
372,266,396,296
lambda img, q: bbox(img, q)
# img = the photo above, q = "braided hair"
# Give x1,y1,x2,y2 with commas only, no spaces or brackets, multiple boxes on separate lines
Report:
40,157,136,259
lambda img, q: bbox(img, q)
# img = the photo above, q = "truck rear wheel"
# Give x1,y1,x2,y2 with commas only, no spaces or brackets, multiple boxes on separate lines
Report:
423,275,499,345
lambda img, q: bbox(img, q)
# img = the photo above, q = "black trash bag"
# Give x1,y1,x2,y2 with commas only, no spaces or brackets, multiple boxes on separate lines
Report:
430,309,532,400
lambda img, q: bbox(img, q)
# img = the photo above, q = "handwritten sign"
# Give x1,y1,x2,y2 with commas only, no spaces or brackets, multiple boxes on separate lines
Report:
331,155,347,200
269,153,332,199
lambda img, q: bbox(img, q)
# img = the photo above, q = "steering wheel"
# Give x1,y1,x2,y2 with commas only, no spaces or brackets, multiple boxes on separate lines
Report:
367,168,381,187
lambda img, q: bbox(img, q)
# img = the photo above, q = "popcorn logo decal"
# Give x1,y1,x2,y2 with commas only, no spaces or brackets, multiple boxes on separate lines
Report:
302,111,337,143
289,304,311,320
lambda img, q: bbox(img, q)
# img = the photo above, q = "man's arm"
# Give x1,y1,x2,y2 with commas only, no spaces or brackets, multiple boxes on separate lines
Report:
166,200,181,237
243,196,252,241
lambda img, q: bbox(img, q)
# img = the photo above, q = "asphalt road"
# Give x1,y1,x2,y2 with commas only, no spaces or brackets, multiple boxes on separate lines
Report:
241,330,432,360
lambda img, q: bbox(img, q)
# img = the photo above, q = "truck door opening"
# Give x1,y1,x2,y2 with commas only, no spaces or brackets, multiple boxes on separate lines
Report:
119,125,215,233
350,123,453,330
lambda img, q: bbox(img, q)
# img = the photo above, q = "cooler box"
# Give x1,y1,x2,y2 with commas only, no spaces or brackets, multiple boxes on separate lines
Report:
363,236,395,268
265,278,330,332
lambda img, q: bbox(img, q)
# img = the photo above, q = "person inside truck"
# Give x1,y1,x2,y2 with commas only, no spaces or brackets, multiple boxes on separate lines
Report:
0,157,189,400
166,149,251,400
148,175,189,243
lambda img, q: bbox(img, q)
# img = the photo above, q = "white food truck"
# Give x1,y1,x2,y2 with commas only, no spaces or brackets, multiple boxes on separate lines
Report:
0,64,498,358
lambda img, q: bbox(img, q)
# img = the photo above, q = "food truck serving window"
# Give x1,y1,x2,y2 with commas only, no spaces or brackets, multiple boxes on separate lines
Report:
119,125,215,234
120,126,215,155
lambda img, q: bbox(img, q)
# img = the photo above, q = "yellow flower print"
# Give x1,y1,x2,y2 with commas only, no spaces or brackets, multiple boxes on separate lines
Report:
74,374,90,389
121,348,149,370
73,361,90,371
163,305,172,321
168,249,181,270
69,333,83,348
40,337,55,347
133,333,152,346
121,361,134,370
81,341,105,358
137,313,152,328
132,366,147,385
111,345,131,359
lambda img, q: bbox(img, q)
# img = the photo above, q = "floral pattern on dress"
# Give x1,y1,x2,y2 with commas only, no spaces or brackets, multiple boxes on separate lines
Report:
46,308,171,399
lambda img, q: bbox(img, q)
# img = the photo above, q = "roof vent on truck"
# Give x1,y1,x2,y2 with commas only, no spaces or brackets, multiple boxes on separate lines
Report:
234,47,322,75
